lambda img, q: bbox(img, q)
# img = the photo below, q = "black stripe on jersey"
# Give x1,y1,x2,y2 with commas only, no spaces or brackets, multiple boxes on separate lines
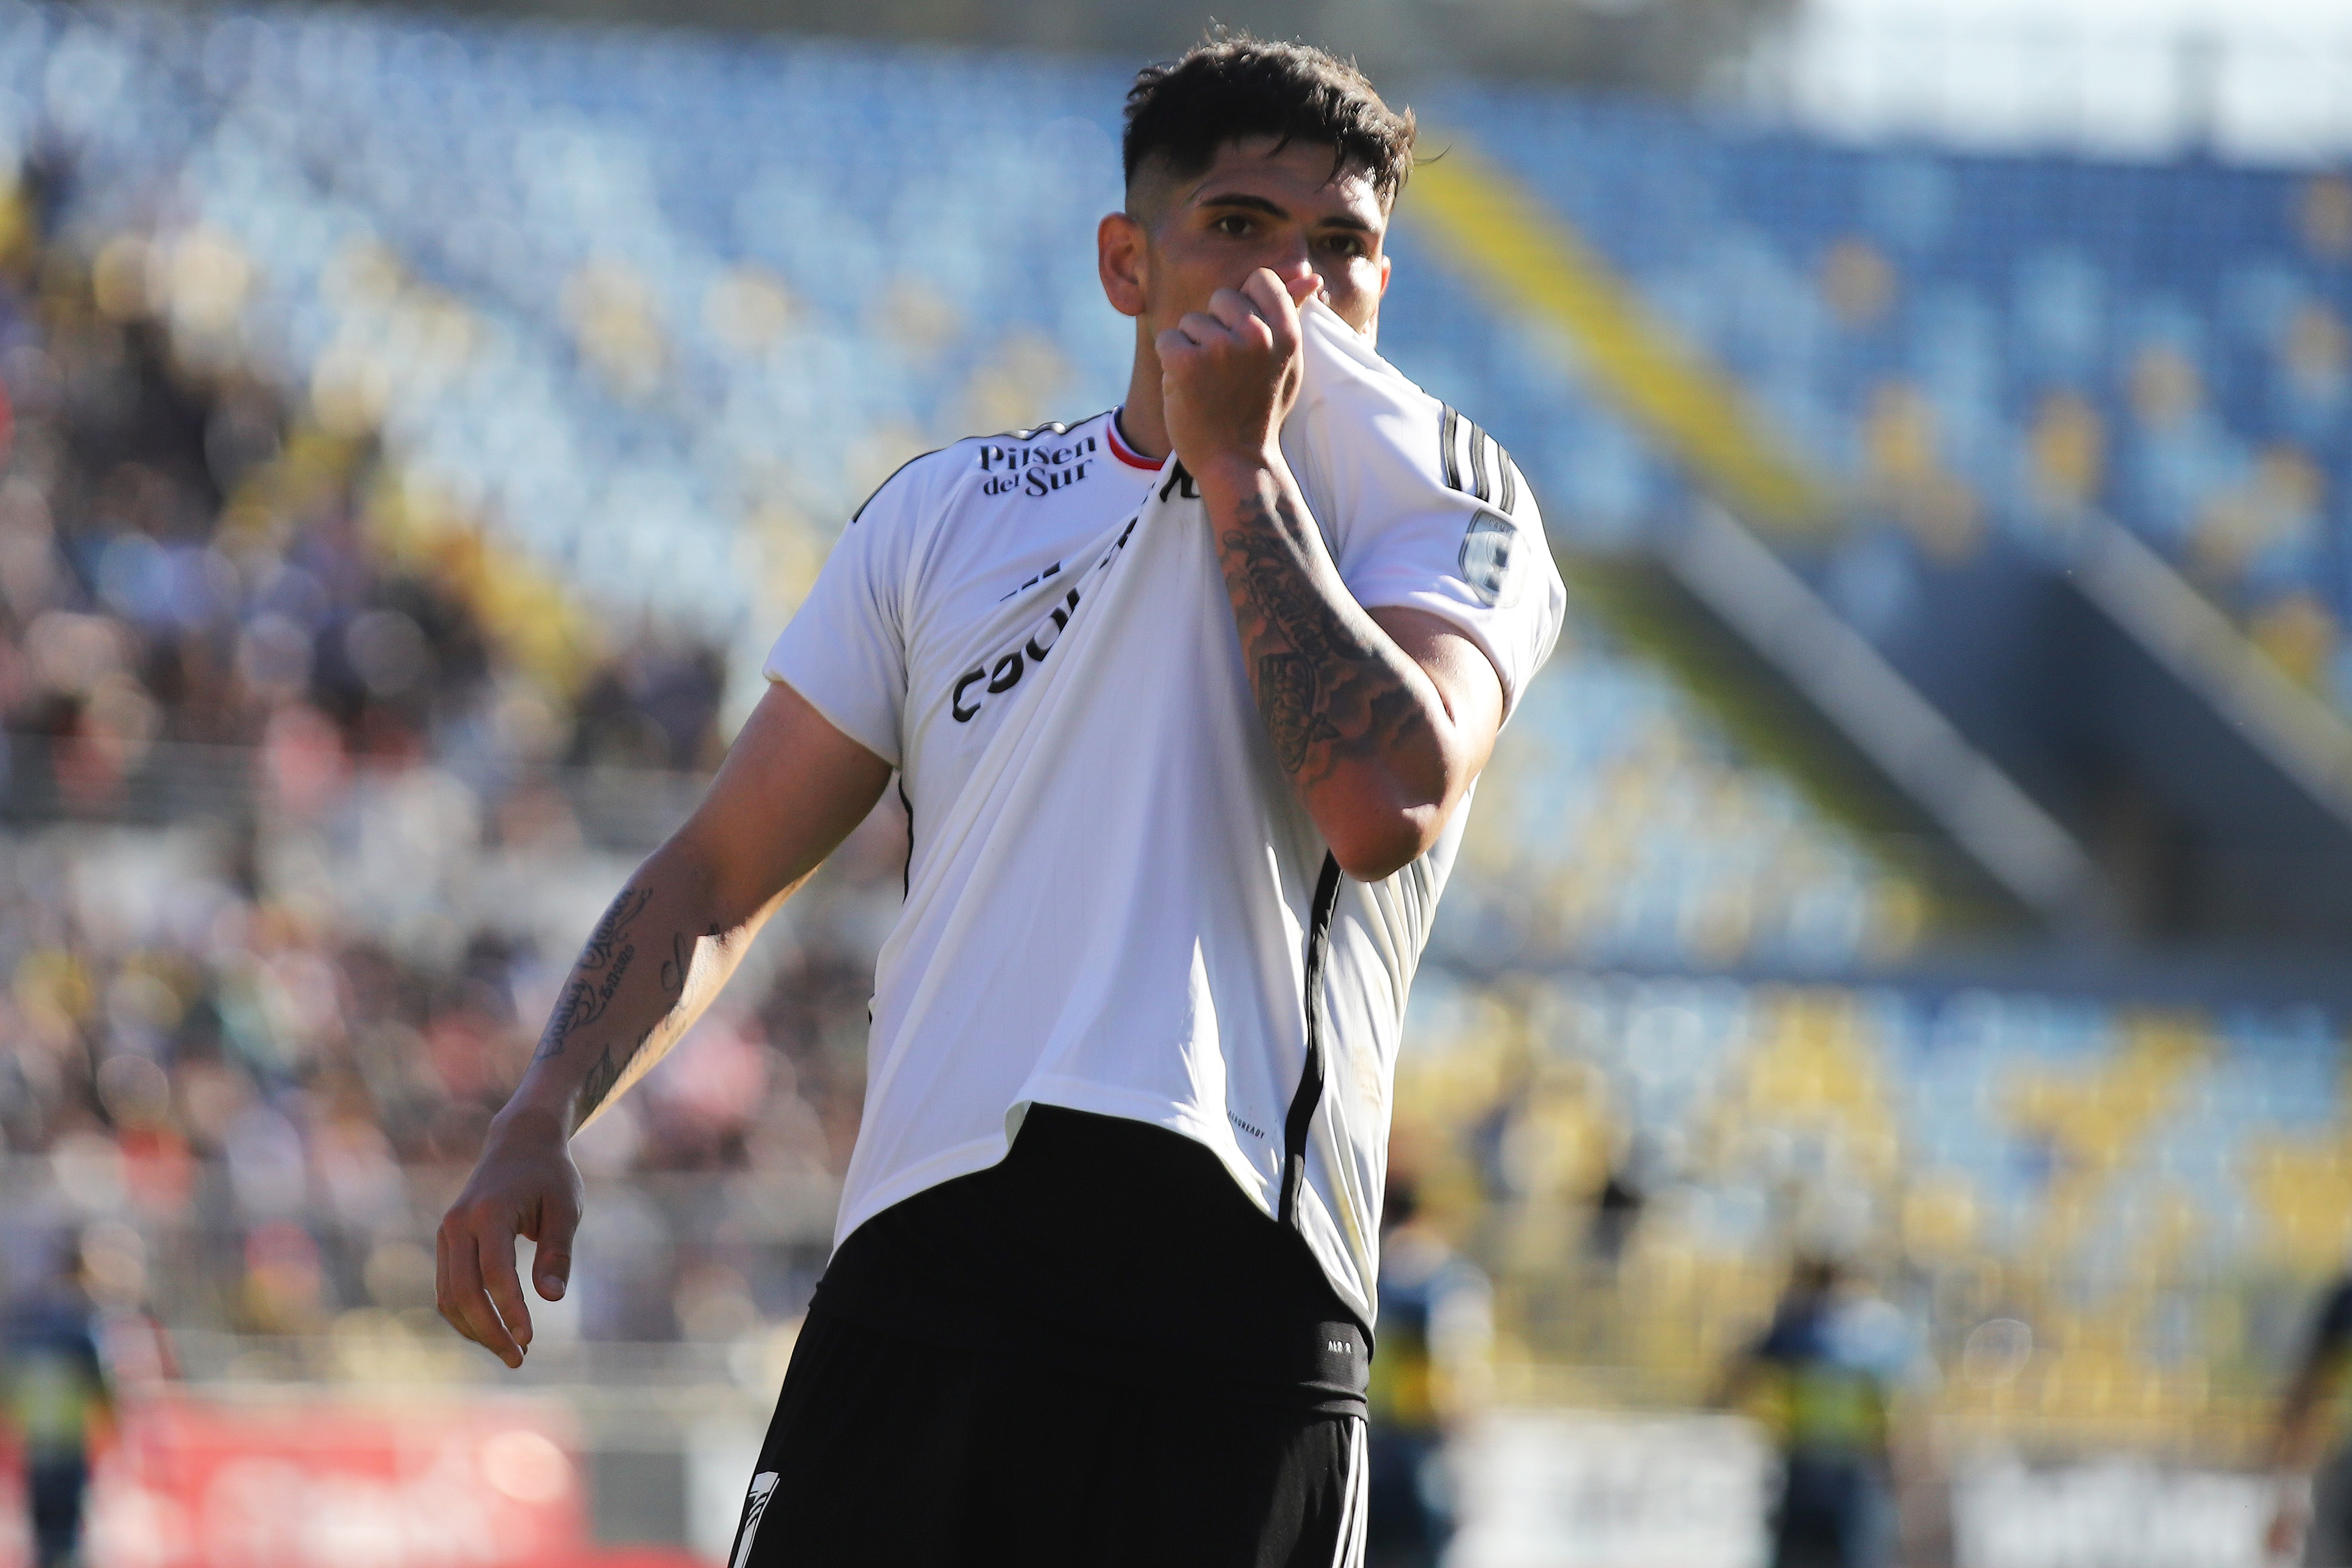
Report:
1438,402,1523,516
898,776,914,901
850,445,949,525
1279,852,1346,1230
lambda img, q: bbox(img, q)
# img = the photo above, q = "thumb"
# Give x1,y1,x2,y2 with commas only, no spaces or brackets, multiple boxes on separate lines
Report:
1286,272,1323,308
533,1198,581,1301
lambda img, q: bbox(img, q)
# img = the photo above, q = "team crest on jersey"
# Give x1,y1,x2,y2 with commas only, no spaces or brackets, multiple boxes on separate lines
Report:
949,514,1141,723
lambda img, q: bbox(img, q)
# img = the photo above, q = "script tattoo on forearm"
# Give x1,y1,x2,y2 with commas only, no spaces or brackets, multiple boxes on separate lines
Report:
1218,491,1434,783
558,918,727,1125
535,886,654,1061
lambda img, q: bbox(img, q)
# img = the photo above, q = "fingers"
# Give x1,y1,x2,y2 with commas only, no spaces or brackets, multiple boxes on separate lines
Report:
436,1207,525,1368
479,1225,534,1355
1206,287,1263,336
1237,272,1306,361
532,1194,581,1302
1239,269,1307,342
1167,299,1282,360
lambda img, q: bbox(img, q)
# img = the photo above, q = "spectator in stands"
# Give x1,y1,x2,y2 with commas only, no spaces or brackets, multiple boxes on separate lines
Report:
2265,1273,2352,1566
1715,1254,1923,1568
1365,1175,1491,1568
2,1246,113,1568
1585,1135,1646,1272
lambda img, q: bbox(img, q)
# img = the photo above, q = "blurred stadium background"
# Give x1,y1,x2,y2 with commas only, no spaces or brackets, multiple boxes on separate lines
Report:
1,0,2349,1562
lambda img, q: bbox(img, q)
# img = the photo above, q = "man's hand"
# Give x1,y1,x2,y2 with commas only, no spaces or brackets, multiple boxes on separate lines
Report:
430,683,892,1369
1157,269,1321,479
436,1105,582,1368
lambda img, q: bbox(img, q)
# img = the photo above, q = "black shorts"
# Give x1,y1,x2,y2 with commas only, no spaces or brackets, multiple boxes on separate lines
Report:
726,1309,1369,1568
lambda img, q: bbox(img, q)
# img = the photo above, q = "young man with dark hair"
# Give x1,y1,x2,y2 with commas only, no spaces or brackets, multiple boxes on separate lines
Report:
437,35,1563,1565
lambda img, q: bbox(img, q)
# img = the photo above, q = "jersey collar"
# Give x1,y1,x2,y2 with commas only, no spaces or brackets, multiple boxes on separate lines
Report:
1106,410,1162,472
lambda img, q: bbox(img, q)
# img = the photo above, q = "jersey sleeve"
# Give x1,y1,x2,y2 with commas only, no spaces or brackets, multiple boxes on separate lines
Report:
761,463,927,768
1287,308,1567,721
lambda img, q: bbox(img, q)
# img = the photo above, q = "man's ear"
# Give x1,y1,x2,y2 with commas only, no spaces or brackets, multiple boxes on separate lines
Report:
1379,251,1392,297
1098,212,1149,319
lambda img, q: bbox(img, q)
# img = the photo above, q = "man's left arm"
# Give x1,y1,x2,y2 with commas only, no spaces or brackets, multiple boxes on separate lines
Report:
1204,459,1501,879
1163,271,1503,880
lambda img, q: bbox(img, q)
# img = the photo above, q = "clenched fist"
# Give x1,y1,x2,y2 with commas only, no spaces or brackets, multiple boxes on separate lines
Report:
1157,268,1323,483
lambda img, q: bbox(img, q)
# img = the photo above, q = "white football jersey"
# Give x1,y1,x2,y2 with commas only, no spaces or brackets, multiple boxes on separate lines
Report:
765,298,1565,1325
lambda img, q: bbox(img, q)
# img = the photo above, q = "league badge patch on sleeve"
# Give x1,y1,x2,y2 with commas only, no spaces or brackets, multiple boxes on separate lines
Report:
1459,509,1521,607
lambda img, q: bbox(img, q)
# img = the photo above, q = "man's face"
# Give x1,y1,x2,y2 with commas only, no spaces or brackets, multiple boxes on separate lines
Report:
1104,135,1392,342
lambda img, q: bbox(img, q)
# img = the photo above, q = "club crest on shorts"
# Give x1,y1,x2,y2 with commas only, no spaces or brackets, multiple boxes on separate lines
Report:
731,1470,780,1568
1459,510,1520,607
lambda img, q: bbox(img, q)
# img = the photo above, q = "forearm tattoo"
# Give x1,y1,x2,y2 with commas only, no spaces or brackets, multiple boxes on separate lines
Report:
533,883,711,1125
534,886,653,1061
1216,487,1435,785
576,1046,625,1124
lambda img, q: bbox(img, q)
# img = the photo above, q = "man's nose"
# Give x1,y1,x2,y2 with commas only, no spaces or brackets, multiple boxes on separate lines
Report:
1266,243,1318,293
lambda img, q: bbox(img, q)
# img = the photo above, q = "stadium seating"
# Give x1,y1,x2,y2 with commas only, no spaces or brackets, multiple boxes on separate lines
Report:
1398,967,2344,1434
0,1,1900,974
1438,84,2352,696
0,0,2344,1462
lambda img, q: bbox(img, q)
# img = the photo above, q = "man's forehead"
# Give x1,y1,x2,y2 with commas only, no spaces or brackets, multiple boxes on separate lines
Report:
1174,136,1385,214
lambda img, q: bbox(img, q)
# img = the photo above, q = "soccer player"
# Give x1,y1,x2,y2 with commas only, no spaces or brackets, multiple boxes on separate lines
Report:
1714,1256,1925,1568
2,1250,113,1568
437,35,1564,1565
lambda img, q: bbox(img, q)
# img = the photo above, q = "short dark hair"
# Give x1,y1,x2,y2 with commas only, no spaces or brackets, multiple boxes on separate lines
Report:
1121,35,1416,209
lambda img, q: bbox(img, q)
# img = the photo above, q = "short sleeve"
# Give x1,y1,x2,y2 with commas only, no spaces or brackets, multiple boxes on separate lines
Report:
761,465,925,768
1286,305,1567,721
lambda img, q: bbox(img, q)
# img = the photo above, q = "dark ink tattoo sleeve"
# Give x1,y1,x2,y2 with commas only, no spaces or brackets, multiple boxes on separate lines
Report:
1215,485,1437,791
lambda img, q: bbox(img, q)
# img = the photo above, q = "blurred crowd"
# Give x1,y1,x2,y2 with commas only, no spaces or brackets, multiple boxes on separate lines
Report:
0,164,891,1352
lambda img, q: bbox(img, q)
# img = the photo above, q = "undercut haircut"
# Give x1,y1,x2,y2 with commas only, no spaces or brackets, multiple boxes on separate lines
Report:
1122,35,1416,213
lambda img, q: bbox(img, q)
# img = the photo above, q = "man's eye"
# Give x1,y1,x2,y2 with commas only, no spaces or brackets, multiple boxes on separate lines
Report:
1214,215,1252,237
1325,235,1367,258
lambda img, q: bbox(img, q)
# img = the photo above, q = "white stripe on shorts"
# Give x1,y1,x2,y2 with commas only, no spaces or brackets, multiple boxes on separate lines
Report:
1333,1417,1369,1568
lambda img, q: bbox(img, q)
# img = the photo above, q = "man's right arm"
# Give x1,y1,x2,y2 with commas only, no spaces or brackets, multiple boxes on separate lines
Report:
435,680,893,1367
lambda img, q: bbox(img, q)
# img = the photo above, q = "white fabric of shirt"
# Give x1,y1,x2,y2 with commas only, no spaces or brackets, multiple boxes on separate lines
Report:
764,299,1566,1326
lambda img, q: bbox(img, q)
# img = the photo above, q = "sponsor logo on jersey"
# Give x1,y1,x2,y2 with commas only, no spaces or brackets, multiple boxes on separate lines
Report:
949,515,1140,723
998,559,1065,602
976,431,1101,497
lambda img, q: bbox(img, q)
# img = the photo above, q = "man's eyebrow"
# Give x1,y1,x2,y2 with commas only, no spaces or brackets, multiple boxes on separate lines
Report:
1193,191,1290,219
1192,190,1378,233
